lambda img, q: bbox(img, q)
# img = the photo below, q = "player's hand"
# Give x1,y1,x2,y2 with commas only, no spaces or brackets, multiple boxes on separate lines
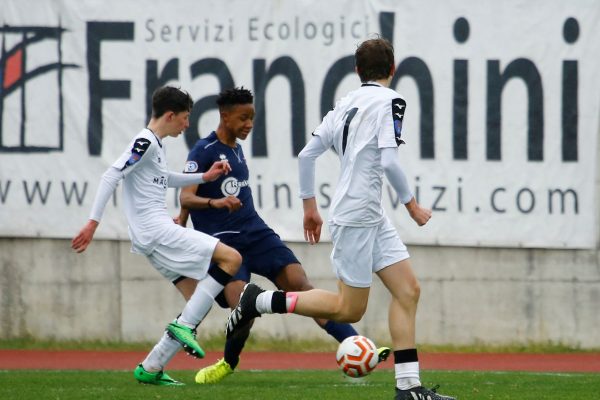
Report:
71,220,99,253
214,196,242,213
177,207,190,227
302,198,322,244
405,198,431,226
203,160,231,182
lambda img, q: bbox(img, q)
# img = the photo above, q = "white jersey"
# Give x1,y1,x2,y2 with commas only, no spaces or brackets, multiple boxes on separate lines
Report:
314,83,406,226
112,128,175,254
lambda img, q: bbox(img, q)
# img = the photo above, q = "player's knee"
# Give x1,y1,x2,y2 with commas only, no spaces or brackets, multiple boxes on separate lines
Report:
227,249,242,271
410,279,421,302
337,305,366,323
400,278,420,305
215,245,242,275
286,280,314,292
339,310,364,323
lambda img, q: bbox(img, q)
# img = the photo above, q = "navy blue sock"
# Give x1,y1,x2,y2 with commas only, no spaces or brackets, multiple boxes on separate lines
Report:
322,320,358,342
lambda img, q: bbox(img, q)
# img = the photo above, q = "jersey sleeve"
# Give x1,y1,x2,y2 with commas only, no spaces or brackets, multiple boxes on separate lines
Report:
112,135,153,176
378,96,407,149
184,143,214,174
312,109,336,148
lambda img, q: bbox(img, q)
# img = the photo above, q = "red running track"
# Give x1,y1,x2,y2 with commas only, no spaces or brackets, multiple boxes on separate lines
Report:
1,350,599,372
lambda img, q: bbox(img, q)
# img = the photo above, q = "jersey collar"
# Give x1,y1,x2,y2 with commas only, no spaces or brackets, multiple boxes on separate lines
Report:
145,127,163,148
361,81,384,88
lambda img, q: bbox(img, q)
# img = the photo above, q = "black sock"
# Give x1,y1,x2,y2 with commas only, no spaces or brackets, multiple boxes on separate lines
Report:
208,265,233,286
393,348,418,364
271,291,287,313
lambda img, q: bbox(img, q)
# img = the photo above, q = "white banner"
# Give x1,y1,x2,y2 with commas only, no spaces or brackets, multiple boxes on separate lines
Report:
0,0,598,248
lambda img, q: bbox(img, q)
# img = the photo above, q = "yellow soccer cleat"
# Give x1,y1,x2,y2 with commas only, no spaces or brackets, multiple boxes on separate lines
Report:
377,347,391,363
195,358,234,384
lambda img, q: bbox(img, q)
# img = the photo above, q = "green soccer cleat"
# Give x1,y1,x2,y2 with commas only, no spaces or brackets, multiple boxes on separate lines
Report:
195,358,234,384
377,346,391,363
134,364,184,386
165,322,205,358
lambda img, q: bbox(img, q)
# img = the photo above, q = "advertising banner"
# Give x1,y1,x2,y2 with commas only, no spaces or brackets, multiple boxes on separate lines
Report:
0,0,598,248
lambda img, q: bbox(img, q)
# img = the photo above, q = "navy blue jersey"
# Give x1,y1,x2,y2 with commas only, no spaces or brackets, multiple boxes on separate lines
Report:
185,131,256,234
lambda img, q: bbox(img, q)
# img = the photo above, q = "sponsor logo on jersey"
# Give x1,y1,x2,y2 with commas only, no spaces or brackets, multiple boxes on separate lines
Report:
152,175,167,189
221,176,249,197
124,138,151,168
184,161,198,172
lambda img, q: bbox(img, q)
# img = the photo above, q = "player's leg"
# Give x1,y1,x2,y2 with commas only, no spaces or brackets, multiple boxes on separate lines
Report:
380,261,452,400
374,219,454,400
253,228,360,340
177,241,241,329
226,224,374,337
274,263,358,341
195,242,256,385
220,279,252,368
195,279,250,384
169,241,241,356
226,279,369,340
274,262,390,361
137,274,243,385
377,259,420,386
142,226,239,362
134,276,196,383
135,237,241,382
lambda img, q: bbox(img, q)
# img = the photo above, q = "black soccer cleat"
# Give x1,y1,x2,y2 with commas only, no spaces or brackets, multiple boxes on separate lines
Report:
394,385,456,400
226,283,265,339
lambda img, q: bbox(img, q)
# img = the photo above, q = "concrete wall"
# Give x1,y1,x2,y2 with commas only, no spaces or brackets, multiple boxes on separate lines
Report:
1,238,598,348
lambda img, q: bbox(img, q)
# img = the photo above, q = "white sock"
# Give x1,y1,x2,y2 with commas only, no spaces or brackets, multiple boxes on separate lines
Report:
395,361,421,390
255,291,275,313
141,332,181,372
178,275,224,328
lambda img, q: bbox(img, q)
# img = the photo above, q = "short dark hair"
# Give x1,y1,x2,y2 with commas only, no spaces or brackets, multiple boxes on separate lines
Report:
151,86,193,118
355,37,395,82
216,87,254,111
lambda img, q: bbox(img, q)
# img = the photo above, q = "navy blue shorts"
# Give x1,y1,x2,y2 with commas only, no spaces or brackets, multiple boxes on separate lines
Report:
211,216,300,308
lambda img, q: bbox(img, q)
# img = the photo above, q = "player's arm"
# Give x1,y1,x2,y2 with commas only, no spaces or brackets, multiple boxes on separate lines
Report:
73,134,153,253
180,184,242,213
177,206,190,227
72,167,123,253
380,147,431,226
178,155,240,213
298,134,330,244
168,160,231,187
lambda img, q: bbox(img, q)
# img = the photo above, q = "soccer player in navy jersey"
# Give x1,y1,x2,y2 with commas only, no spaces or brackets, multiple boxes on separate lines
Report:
225,40,455,400
175,87,389,384
72,86,241,386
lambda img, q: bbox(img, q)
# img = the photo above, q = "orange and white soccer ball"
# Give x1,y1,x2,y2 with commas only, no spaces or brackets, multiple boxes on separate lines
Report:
335,335,378,377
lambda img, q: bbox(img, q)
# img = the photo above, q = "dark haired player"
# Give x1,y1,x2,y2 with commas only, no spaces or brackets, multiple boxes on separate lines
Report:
225,39,455,400
72,86,242,386
176,87,390,384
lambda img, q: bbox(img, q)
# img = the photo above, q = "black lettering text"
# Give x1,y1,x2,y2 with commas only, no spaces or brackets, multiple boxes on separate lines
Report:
86,21,134,156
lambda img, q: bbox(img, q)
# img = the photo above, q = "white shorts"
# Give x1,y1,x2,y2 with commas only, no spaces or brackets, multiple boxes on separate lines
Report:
329,217,409,288
146,225,219,282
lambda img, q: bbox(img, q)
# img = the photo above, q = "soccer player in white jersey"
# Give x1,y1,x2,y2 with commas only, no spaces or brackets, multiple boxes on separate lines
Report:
72,86,242,386
225,39,455,400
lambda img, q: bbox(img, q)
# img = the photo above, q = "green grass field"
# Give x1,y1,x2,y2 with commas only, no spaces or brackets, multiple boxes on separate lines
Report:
0,369,598,400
